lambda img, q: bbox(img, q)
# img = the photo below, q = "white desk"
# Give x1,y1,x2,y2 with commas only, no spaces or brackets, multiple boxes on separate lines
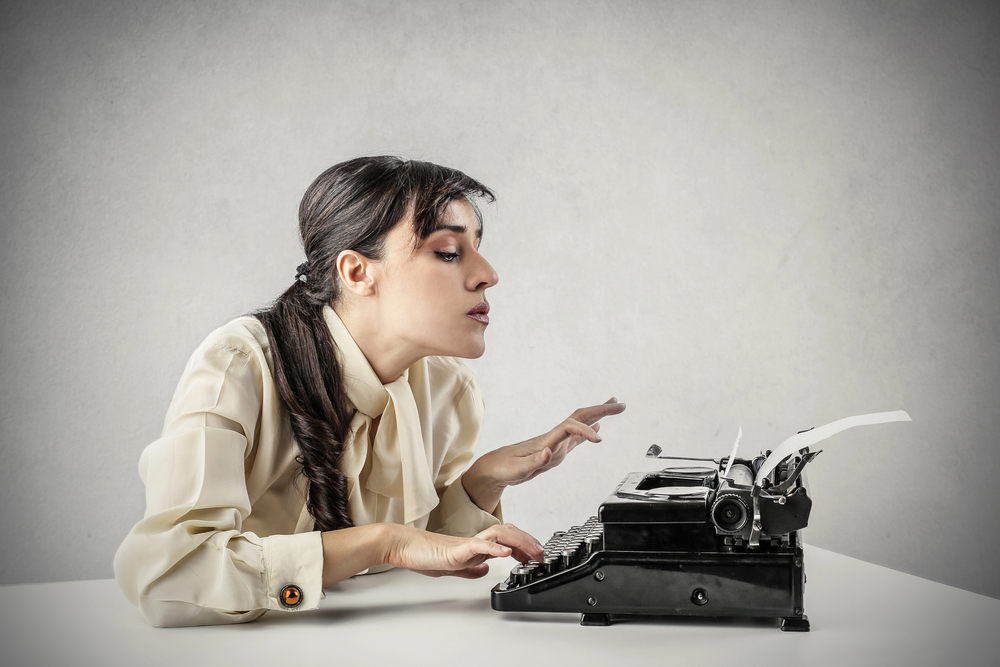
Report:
2,546,998,667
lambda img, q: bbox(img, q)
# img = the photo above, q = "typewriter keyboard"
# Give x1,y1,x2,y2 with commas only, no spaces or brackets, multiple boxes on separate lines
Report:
506,516,604,587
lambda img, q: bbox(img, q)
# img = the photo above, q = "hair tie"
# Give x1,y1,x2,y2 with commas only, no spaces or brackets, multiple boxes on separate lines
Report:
295,262,311,283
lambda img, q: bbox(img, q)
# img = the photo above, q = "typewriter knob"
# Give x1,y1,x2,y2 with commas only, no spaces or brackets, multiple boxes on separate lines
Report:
711,493,750,534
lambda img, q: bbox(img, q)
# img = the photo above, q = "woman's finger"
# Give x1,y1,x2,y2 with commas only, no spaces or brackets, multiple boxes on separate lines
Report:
549,418,602,445
570,398,627,425
477,524,545,563
469,539,512,560
501,524,545,562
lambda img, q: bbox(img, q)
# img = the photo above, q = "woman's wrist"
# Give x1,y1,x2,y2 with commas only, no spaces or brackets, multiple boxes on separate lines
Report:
462,461,505,515
320,523,396,588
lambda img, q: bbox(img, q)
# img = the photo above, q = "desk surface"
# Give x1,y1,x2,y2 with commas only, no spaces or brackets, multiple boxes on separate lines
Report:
2,545,998,667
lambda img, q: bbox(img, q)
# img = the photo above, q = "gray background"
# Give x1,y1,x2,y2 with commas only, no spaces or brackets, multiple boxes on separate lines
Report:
2,0,998,600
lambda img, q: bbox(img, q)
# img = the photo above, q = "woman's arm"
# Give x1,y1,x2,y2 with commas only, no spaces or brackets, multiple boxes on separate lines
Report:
462,398,627,513
322,523,543,586
115,331,326,627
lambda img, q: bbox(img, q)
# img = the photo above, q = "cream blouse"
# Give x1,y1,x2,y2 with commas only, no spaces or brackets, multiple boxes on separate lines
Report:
114,306,501,627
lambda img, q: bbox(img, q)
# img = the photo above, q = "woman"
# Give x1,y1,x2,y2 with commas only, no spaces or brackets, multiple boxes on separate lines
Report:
114,157,625,627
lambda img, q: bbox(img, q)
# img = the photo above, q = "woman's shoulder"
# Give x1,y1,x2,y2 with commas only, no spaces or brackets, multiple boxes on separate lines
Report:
198,316,268,350
188,316,271,371
162,316,275,439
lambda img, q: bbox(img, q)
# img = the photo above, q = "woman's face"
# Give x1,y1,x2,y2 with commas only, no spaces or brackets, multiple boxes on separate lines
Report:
373,197,499,360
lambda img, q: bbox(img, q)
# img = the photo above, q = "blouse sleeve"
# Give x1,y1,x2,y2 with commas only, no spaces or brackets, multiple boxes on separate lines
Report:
113,333,324,627
425,370,503,537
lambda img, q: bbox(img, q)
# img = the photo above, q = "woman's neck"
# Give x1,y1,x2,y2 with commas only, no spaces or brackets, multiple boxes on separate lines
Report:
334,304,421,384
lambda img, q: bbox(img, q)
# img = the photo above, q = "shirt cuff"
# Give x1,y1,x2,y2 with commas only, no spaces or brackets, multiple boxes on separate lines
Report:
430,477,503,537
262,531,324,612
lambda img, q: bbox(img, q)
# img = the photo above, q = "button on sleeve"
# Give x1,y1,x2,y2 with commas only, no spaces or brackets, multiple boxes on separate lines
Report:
263,531,324,612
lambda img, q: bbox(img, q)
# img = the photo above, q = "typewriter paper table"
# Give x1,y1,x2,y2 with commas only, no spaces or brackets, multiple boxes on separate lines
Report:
1,545,998,667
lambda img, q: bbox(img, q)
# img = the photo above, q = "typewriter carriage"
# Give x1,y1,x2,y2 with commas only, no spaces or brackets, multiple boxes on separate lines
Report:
607,446,819,550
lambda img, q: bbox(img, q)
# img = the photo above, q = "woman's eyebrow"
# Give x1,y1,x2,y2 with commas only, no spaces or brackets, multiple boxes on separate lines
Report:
432,224,483,242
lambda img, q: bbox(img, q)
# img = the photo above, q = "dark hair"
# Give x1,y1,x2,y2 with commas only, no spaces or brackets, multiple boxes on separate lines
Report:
254,156,495,532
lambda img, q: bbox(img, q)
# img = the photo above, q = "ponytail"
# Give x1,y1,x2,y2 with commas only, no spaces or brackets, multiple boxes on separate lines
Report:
256,283,354,531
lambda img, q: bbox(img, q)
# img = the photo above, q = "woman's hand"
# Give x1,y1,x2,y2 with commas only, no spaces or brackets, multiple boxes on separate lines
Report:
463,398,626,513
385,523,542,579
473,523,545,564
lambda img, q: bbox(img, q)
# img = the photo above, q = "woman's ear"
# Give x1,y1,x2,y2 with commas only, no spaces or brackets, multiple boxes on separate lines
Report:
336,250,377,297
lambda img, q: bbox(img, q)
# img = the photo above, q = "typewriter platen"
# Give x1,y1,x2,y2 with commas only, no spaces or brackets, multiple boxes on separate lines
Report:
491,447,816,630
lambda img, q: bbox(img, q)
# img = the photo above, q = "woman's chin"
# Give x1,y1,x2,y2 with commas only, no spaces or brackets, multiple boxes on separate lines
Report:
452,337,487,360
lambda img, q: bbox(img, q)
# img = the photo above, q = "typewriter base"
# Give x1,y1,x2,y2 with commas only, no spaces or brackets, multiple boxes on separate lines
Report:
580,612,612,626
492,541,808,632
780,614,810,632
579,612,809,631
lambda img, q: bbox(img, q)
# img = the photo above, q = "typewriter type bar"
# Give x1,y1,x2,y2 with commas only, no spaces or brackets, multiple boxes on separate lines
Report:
491,456,813,631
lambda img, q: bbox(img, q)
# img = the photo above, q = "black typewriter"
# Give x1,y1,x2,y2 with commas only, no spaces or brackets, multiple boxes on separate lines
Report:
492,411,909,630
491,448,817,630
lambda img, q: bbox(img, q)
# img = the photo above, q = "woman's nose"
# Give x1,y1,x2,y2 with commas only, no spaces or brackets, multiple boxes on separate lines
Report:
471,252,499,290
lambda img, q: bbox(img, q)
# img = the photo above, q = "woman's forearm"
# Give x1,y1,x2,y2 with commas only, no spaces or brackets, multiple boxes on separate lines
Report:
321,523,396,587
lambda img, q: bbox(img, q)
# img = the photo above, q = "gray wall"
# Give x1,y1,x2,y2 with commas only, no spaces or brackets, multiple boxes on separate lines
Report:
2,0,998,599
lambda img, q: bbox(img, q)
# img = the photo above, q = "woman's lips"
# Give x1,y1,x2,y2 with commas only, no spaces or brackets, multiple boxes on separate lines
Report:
467,302,490,325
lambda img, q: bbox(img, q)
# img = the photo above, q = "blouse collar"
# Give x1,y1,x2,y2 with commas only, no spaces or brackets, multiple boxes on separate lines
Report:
322,305,395,418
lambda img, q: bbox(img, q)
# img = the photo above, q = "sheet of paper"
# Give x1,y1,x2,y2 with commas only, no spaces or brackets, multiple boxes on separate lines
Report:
721,426,743,481
754,410,912,486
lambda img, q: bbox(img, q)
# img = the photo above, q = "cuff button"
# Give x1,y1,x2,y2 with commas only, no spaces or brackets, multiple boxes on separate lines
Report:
280,585,303,608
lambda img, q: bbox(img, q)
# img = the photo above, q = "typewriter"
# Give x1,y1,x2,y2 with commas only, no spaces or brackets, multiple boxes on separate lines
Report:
491,411,911,631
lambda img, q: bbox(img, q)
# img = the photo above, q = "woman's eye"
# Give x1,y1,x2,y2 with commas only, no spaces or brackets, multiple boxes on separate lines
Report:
436,251,459,262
